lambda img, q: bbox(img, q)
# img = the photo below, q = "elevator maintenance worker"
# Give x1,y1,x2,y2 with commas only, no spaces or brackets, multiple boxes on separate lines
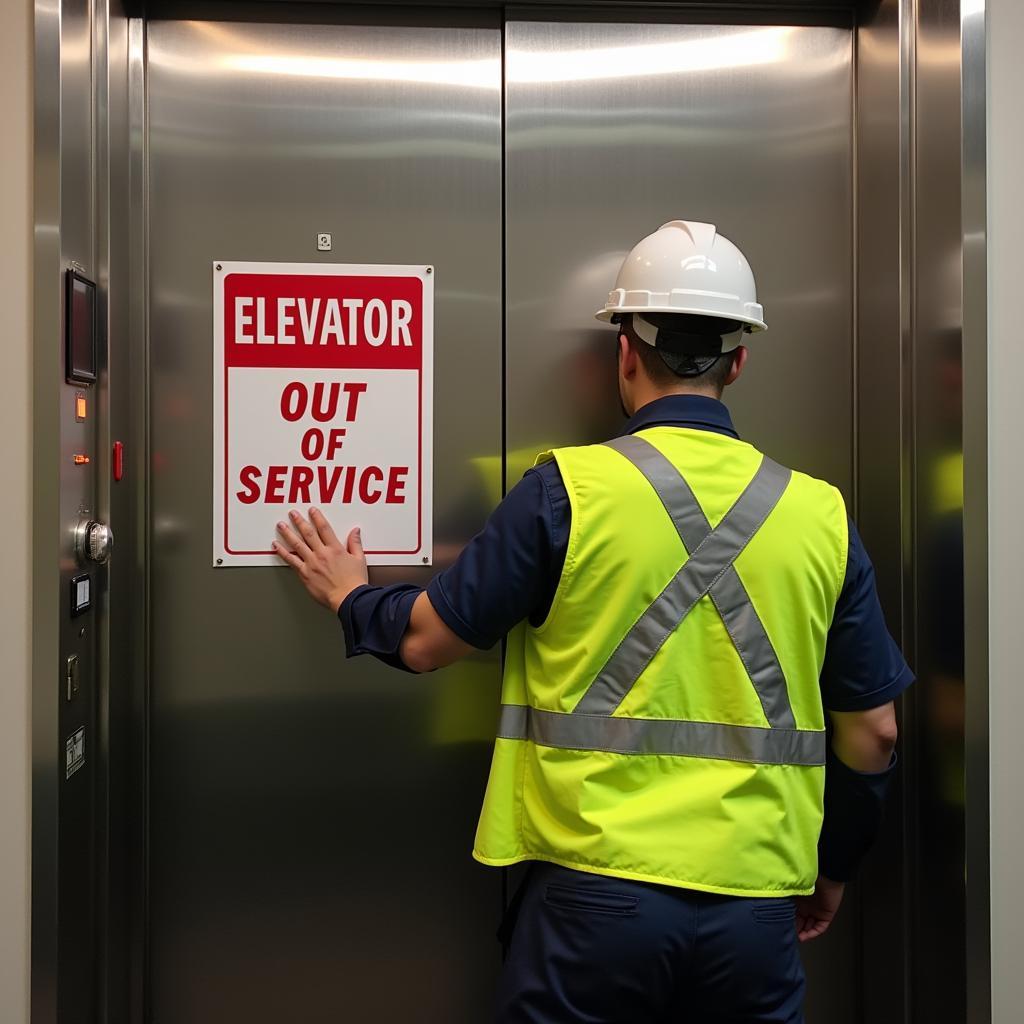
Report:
274,220,913,1024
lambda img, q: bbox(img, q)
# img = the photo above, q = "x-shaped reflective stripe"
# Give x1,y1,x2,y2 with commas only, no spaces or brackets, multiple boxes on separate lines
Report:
572,436,795,725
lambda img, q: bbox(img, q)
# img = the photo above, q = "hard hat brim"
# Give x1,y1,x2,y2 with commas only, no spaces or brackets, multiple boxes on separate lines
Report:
595,306,768,333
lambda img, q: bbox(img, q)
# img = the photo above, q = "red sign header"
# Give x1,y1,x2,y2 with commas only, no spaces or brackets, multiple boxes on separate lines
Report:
223,272,423,371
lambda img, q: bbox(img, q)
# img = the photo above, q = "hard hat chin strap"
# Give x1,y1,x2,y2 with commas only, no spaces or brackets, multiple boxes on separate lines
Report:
629,314,746,380
633,314,747,354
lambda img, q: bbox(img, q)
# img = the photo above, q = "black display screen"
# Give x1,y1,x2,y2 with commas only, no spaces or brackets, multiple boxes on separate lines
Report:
66,270,97,384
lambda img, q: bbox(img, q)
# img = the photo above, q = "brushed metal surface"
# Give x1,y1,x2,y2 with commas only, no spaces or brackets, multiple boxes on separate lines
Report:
911,0,967,1019
140,0,859,13
145,15,502,1023
853,6,908,1023
504,21,855,1023
56,2,102,1023
94,7,136,1020
960,1,990,1019
122,19,150,1024
31,0,62,1018
855,0,903,640
505,20,853,492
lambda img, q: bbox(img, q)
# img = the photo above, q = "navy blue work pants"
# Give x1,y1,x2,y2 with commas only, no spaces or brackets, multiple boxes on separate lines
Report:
495,863,805,1024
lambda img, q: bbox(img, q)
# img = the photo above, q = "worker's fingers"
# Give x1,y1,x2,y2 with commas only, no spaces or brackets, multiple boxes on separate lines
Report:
797,918,830,943
277,520,312,560
346,526,364,558
272,540,306,574
289,509,323,549
309,507,340,548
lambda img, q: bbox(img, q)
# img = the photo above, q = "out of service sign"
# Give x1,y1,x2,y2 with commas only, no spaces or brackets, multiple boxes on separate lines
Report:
213,261,433,567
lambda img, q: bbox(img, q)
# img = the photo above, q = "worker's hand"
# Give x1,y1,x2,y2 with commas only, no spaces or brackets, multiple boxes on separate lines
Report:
794,875,845,942
273,507,368,612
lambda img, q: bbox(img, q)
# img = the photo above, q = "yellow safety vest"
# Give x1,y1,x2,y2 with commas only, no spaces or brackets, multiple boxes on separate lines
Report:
473,426,848,897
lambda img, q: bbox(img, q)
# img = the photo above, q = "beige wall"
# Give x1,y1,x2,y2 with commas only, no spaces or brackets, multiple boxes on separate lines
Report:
0,1,33,1023
988,0,1024,1020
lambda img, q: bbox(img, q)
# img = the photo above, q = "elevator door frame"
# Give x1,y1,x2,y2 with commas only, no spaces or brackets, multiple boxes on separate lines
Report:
61,3,932,1024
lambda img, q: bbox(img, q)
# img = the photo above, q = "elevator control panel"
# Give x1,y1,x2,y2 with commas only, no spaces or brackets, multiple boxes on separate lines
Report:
61,269,106,805
58,265,102,998
65,270,97,385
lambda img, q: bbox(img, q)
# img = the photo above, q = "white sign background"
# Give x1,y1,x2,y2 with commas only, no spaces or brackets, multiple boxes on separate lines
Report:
213,261,433,567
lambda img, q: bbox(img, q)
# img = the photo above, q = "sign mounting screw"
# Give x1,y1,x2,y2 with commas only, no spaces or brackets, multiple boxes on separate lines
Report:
216,264,222,271
317,233,332,252
216,558,223,566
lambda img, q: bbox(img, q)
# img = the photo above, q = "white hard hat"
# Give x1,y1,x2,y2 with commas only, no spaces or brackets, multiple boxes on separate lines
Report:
595,220,767,333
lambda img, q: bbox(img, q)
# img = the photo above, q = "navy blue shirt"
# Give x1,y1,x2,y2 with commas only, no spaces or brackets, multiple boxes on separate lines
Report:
341,395,913,711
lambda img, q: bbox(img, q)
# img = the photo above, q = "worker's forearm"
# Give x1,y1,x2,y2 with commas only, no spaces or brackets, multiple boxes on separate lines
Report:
339,586,475,674
830,704,898,773
398,595,438,673
817,744,897,882
399,592,476,672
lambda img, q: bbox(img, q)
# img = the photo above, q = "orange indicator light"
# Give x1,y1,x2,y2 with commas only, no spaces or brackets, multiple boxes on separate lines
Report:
73,454,91,466
75,394,88,421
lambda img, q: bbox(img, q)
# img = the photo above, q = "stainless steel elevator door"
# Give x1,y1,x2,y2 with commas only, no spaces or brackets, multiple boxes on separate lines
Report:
145,15,503,1023
503,19,856,1023
505,20,853,484
146,12,859,1023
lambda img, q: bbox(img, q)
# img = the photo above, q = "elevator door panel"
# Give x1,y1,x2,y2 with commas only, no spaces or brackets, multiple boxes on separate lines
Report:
504,20,856,1023
145,16,502,1023
505,20,853,485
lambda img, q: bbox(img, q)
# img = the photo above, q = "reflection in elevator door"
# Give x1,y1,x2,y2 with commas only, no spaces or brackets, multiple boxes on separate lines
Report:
144,15,502,1023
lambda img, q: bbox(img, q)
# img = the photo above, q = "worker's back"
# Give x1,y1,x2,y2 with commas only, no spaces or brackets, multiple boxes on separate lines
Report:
277,220,910,1024
474,424,848,897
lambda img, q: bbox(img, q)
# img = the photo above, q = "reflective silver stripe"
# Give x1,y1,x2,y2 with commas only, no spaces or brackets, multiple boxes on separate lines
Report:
604,436,709,552
603,436,795,728
498,703,529,740
709,570,795,727
496,705,825,767
575,453,792,716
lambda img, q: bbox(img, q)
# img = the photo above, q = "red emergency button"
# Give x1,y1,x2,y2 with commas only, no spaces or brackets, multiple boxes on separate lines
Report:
112,441,125,482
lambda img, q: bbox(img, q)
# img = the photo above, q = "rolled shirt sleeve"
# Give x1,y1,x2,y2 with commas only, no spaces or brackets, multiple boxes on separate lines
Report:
339,460,570,663
339,583,423,670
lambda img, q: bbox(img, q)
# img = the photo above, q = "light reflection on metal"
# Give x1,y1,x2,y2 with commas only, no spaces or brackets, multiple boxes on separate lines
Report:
157,23,801,90
508,27,796,84
223,53,501,90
